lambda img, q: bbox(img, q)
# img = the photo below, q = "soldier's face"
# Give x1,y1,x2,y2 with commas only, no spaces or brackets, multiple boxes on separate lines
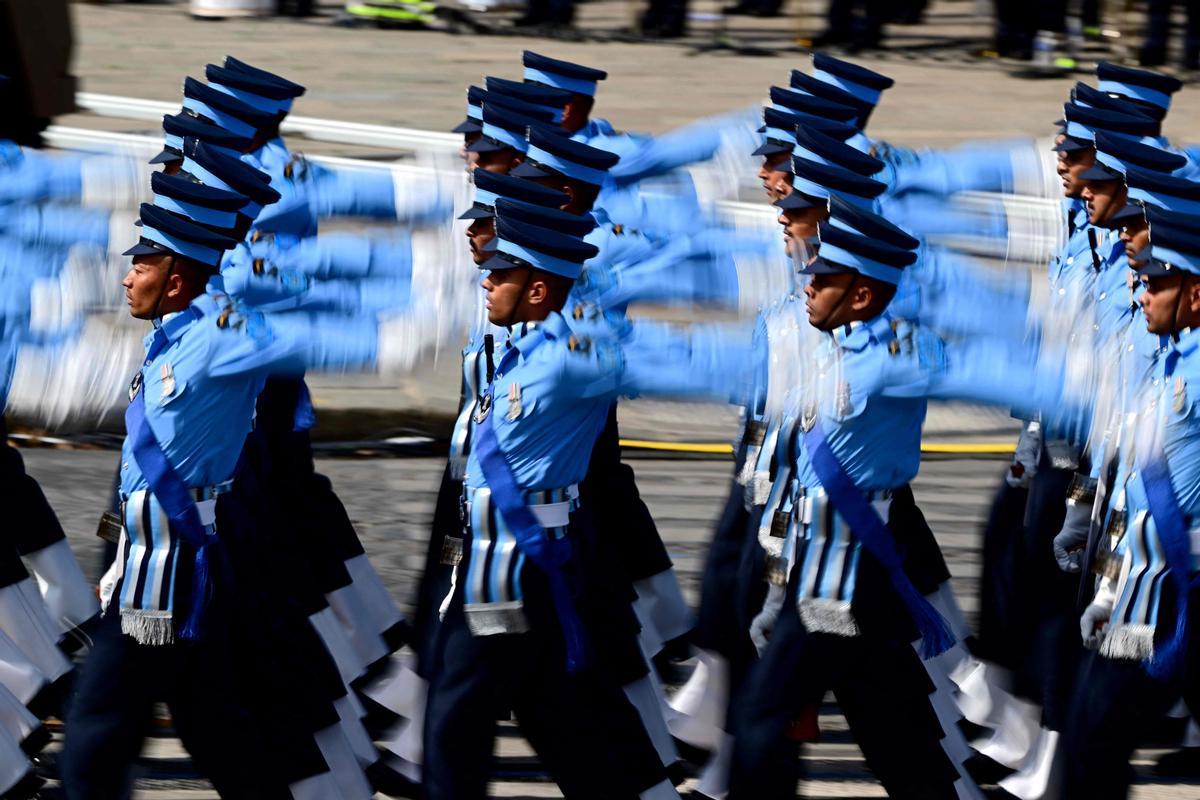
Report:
482,266,532,326
1082,179,1127,227
778,204,827,257
123,253,173,320
759,153,791,200
1120,216,1151,269
466,217,495,265
804,272,860,331
1139,273,1188,334
467,147,521,177
460,132,482,162
1056,146,1094,199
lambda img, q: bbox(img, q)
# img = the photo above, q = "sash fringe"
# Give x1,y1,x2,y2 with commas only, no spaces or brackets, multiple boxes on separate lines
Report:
1100,623,1156,661
464,601,529,636
120,608,175,646
798,598,860,637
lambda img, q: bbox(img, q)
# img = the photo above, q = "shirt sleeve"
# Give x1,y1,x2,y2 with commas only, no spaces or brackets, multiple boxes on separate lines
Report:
204,303,379,378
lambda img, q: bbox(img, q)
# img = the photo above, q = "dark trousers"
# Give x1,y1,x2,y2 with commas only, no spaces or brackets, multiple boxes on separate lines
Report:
60,610,284,800
1144,0,1200,58
728,599,958,799
826,0,889,43
1061,650,1178,799
413,463,461,676
423,522,665,800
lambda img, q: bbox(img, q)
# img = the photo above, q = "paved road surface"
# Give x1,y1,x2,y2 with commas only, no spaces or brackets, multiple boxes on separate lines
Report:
21,447,1200,798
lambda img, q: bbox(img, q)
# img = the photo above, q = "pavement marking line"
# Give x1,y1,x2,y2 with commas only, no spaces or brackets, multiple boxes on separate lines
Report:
619,439,1017,455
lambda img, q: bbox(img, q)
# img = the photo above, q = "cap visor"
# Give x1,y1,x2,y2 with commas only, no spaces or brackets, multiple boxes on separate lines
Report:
1110,203,1144,224
1052,137,1092,153
1079,165,1123,181
752,142,789,157
799,257,852,276
122,242,164,257
775,191,819,210
1138,260,1179,278
466,138,508,154
458,206,494,220
148,149,181,165
452,119,483,134
510,161,552,179
479,253,521,272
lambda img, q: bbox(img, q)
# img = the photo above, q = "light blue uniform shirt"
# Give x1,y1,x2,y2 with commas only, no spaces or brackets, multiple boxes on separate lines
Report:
117,292,378,497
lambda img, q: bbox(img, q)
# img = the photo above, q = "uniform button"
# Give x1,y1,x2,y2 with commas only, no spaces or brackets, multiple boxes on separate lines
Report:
122,462,128,471
1058,288,1066,295
1066,256,1074,265
1093,324,1100,331
1099,292,1107,300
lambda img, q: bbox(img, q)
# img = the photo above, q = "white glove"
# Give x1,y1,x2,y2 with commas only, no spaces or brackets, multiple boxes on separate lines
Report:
1053,494,1094,573
1080,577,1116,650
750,583,786,655
1006,421,1042,488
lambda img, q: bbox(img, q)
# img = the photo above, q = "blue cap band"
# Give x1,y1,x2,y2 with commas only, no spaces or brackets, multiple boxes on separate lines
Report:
817,241,903,284
480,120,528,152
813,68,882,106
1064,120,1096,142
467,102,483,121
1095,148,1127,177
846,132,872,153
141,223,224,267
495,236,584,279
762,126,797,146
181,155,262,217
1149,243,1200,275
524,142,607,187
1098,79,1171,110
524,66,596,97
152,192,239,229
163,132,184,153
181,97,257,139
209,79,291,116
1130,186,1200,215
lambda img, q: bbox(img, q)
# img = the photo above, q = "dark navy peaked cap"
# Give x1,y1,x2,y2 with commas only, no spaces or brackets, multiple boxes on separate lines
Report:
206,64,297,116
754,106,857,157
1127,167,1200,216
1072,82,1165,121
482,217,599,279
1141,220,1200,277
511,127,619,187
460,169,567,220
494,197,596,238
811,53,894,105
124,203,237,269
453,87,486,135
1079,132,1185,182
223,57,305,98
1147,205,1200,235
486,76,571,118
807,221,915,284
182,140,280,217
477,88,557,124
522,51,607,97
791,126,882,177
1056,102,1161,151
769,86,860,123
777,157,885,211
790,70,875,122
152,112,253,165
466,104,557,154
150,171,249,231
182,76,275,139
827,195,919,251
1097,61,1182,111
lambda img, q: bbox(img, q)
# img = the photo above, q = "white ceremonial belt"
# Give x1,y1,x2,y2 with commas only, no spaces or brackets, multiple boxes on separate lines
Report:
796,486,894,525
466,483,581,530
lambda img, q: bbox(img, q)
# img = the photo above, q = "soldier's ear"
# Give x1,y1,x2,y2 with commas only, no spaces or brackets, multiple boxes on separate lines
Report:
1187,275,1200,315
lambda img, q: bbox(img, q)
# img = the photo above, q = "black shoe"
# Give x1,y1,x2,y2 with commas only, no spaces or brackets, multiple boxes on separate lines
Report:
964,751,1015,785
1155,747,1200,777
